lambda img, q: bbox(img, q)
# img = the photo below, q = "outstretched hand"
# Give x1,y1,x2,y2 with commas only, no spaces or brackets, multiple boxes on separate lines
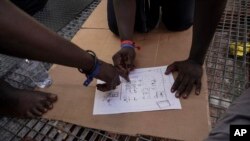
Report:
165,59,203,99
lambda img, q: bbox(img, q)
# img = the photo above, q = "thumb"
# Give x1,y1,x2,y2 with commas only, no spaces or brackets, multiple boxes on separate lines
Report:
165,62,178,75
118,69,130,82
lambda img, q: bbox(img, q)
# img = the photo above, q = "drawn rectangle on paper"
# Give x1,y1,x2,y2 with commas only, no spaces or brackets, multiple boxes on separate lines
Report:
93,66,182,115
157,100,171,109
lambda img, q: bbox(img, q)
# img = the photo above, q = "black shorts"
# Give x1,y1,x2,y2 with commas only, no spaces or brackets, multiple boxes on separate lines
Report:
10,0,48,15
107,0,195,35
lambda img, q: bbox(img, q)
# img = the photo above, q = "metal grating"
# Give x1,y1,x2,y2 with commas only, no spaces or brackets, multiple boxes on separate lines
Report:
0,0,249,140
206,0,250,127
33,0,94,32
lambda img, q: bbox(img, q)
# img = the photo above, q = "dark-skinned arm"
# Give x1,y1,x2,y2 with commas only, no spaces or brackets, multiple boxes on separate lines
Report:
112,0,136,81
166,0,227,98
190,0,227,64
0,0,121,91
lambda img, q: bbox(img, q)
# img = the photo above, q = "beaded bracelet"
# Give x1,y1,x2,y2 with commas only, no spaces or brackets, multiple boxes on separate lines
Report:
78,50,101,86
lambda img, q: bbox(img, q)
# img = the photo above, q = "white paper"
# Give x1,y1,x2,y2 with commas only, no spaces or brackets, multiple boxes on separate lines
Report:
93,66,181,115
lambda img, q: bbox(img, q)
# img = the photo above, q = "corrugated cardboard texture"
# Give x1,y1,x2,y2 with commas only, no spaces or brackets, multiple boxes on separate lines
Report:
42,0,211,140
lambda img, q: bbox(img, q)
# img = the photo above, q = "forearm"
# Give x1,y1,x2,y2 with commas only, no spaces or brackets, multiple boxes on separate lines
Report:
0,0,93,72
113,0,135,40
189,0,227,65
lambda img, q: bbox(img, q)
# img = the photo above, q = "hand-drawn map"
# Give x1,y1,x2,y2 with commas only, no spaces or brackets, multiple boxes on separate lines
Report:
93,66,181,115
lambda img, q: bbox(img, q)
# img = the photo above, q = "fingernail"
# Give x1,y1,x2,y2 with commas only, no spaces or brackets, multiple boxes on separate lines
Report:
183,94,188,99
49,95,57,100
49,105,53,109
175,93,180,98
171,89,174,92
195,91,200,95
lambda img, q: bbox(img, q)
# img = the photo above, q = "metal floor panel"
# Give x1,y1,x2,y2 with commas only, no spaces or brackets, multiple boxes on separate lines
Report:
33,0,94,32
0,0,250,140
206,0,250,126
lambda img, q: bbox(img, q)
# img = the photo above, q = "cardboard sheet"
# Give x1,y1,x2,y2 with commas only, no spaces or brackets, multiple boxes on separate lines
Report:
42,0,211,140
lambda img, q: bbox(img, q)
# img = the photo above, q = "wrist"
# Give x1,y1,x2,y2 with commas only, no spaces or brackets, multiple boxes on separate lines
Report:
78,54,95,74
189,43,209,66
187,57,203,66
121,40,140,50
78,50,101,86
